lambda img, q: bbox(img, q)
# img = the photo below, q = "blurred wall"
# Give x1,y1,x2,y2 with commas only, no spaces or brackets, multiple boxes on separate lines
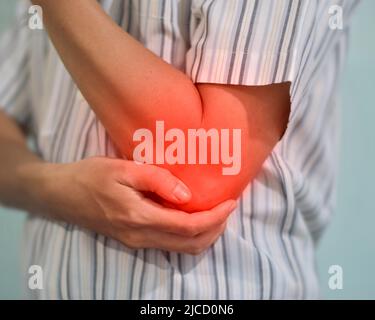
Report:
0,0,374,299
316,0,375,299
0,0,25,300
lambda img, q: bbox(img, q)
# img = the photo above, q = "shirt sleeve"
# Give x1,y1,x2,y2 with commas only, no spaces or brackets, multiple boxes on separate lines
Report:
186,0,305,86
0,0,32,126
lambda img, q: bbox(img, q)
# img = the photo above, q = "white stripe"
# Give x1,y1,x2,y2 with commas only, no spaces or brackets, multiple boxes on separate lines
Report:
0,0,359,299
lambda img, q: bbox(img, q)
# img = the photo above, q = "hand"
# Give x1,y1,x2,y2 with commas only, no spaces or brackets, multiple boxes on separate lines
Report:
38,157,236,255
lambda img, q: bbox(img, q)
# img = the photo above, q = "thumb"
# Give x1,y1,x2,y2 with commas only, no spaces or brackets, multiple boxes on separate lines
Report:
120,161,192,204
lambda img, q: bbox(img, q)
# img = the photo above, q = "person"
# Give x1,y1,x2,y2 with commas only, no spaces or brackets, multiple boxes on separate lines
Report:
0,0,358,299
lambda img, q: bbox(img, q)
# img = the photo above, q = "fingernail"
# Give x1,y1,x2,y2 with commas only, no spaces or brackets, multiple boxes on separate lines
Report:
173,182,192,202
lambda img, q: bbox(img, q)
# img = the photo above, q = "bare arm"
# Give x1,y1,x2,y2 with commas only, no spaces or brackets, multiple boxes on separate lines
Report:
33,0,202,142
33,0,290,212
0,110,46,213
0,110,235,254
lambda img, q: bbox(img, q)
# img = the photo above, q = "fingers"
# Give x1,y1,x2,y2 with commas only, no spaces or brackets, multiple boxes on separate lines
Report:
134,199,237,237
111,159,237,252
150,222,227,255
122,221,228,255
118,161,192,204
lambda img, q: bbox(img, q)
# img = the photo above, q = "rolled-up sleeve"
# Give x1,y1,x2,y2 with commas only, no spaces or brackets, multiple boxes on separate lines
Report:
0,1,32,126
186,0,305,86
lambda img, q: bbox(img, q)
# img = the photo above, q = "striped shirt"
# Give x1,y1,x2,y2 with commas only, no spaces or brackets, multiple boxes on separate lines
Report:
0,0,358,299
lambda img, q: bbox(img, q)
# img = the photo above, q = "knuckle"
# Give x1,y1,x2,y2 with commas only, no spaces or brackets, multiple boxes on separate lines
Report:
104,209,122,226
124,208,144,228
148,165,165,179
121,232,144,249
109,209,142,230
182,222,200,237
153,166,170,178
149,166,173,186
145,170,160,193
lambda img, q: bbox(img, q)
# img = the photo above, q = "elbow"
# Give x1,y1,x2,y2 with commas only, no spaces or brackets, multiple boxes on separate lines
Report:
162,163,251,213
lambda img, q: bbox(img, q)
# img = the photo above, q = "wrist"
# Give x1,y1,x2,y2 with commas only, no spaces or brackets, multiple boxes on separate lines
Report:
16,161,63,216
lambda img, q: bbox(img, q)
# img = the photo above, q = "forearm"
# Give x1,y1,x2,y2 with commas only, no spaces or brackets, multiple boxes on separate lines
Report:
0,112,90,225
33,0,203,153
32,1,290,212
0,111,51,214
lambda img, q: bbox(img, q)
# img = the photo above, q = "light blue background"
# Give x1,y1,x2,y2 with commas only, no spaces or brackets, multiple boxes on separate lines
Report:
0,0,374,299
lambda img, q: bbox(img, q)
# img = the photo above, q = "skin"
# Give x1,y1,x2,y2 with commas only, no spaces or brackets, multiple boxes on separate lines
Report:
0,110,235,255
0,0,289,255
31,0,291,212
